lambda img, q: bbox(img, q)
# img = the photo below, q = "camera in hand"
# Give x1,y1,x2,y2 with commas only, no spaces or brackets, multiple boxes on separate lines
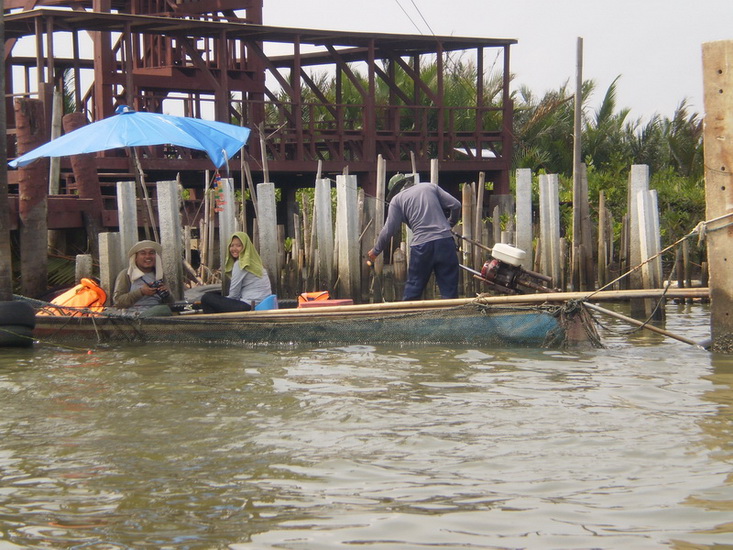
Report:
148,279,170,300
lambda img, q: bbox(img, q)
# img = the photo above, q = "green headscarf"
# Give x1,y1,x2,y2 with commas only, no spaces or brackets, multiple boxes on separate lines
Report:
224,232,264,278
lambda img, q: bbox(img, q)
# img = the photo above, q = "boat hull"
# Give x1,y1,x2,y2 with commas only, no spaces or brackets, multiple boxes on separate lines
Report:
32,302,594,349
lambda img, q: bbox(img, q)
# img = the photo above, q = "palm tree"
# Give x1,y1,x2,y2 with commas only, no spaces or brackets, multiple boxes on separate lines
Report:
665,100,704,178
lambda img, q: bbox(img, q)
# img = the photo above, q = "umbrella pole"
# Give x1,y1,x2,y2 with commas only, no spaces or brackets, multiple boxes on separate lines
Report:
131,148,159,242
258,122,269,184
242,159,259,220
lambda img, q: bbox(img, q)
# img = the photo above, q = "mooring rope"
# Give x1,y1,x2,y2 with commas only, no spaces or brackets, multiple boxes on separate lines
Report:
584,212,731,302
13,293,150,349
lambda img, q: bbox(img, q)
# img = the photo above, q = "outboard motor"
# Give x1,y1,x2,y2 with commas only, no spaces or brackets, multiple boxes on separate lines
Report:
478,243,557,294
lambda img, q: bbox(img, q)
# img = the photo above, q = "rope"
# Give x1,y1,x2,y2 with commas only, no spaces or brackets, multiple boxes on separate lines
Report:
13,293,151,349
585,212,733,301
0,320,95,353
15,294,140,320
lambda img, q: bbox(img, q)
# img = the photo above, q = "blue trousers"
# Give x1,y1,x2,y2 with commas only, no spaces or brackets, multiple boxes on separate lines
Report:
403,236,459,300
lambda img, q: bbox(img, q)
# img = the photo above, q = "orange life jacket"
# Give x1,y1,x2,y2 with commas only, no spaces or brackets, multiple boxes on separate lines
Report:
37,278,108,317
297,290,330,305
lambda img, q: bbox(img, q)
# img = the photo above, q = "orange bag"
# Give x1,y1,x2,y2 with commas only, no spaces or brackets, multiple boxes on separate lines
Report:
37,278,108,317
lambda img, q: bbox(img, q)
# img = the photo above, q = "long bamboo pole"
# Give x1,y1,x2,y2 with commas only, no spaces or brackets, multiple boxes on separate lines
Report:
193,287,710,319
583,302,705,347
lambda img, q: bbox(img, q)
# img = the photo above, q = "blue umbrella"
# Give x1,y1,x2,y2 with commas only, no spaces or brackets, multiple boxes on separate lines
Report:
9,106,251,169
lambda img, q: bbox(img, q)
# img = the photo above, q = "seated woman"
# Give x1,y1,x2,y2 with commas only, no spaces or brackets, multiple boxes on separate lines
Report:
201,232,272,313
113,240,174,317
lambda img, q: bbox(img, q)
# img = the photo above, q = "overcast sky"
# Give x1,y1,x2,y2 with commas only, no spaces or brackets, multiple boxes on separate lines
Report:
264,0,731,122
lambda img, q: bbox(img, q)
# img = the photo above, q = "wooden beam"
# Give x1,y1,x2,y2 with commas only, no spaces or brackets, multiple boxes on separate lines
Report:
702,40,733,350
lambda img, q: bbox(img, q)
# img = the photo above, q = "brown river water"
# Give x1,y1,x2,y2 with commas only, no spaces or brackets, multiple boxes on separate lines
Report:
0,303,731,549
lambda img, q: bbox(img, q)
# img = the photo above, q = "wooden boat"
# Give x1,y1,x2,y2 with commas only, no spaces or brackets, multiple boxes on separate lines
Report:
28,287,709,349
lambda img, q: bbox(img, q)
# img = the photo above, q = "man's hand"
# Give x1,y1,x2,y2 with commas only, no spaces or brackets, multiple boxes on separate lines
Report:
367,249,378,262
139,284,157,296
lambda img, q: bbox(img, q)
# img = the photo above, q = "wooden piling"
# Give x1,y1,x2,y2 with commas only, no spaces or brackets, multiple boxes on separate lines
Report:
539,174,561,288
597,191,610,288
98,232,121,304
373,154,386,302
627,165,648,290
462,183,474,296
217,177,236,277
48,88,63,195
116,181,138,264
515,168,533,269
47,89,64,255
257,182,279,292
75,254,93,283
0,11,10,301
156,181,184,301
637,188,665,320
315,178,334,290
63,111,103,257
475,172,486,258
15,98,48,298
360,192,377,302
335,174,360,300
702,40,733,351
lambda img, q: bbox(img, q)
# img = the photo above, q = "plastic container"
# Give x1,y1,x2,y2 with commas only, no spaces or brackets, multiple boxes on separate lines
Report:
491,243,527,267
254,294,279,311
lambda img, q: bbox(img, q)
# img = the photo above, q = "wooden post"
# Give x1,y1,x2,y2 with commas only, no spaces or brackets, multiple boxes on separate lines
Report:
98,232,121,304
75,254,93,283
702,40,733,350
515,168,533,269
48,86,63,254
619,213,630,290
637,189,665,319
491,205,500,247
201,171,211,273
300,191,314,289
257,182,279,293
597,191,609,288
277,224,286,289
156,181,184,301
0,7,10,301
683,239,692,290
474,172,486,259
335,174,360,300
47,88,64,255
242,160,259,220
627,165,648,288
579,163,594,288
15,98,48,298
462,183,474,297
315,178,334,290
628,164,649,314
48,87,63,195
373,154,386,301
361,194,377,302
116,181,138,265
571,37,585,291
131,149,158,243
539,174,562,288
393,244,407,298
64,111,104,258
217,177,236,278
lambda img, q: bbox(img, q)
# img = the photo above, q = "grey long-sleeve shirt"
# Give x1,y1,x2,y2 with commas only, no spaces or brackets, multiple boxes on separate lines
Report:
373,182,461,255
226,263,272,306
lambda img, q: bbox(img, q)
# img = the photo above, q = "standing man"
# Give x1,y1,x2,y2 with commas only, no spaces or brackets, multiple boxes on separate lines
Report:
368,175,462,300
